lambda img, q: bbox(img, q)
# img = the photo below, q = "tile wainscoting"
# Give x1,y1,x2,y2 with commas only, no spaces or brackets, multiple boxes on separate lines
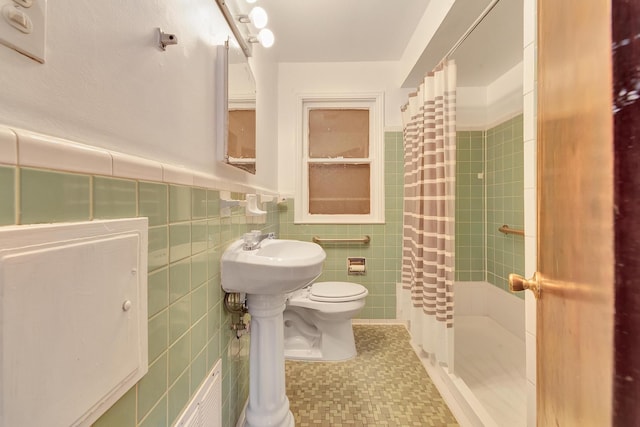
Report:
0,125,281,427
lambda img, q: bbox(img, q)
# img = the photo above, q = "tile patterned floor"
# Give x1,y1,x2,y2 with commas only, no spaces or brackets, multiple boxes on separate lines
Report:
285,325,459,426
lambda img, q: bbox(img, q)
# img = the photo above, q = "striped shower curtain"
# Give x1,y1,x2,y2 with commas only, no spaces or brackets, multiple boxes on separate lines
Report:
400,60,456,370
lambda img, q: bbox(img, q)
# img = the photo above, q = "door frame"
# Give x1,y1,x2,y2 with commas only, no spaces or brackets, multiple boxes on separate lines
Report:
612,0,640,424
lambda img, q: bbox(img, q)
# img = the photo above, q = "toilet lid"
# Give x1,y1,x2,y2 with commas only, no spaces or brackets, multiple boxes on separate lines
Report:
309,282,368,302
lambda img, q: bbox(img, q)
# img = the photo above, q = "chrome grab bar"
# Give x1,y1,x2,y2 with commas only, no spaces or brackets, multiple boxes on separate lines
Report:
312,235,371,244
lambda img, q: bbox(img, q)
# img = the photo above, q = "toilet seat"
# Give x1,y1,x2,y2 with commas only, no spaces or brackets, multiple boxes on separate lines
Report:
309,281,368,302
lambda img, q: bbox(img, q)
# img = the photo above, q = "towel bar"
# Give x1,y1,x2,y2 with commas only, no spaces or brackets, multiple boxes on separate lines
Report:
312,235,371,244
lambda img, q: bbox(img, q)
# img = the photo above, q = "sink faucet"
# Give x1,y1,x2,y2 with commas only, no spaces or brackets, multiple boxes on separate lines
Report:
243,231,276,251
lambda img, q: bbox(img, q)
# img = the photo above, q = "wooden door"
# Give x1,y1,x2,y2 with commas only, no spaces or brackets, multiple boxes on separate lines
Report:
512,1,640,425
537,0,614,425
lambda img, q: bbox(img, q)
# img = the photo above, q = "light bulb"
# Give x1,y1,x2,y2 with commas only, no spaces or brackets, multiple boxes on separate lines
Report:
249,6,268,29
246,0,257,3
257,28,274,48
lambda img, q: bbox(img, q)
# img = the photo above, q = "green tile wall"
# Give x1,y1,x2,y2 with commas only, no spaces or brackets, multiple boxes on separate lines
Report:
21,168,90,224
486,115,525,295
93,177,137,219
454,115,525,297
0,166,14,225
0,165,281,427
455,131,485,281
279,131,404,319
3,121,525,422
456,115,524,297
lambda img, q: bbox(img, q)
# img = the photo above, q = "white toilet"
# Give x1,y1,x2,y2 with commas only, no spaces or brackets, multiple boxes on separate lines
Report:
283,281,368,361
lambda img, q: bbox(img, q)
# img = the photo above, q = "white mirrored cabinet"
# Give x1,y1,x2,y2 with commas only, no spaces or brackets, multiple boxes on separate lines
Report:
217,40,257,174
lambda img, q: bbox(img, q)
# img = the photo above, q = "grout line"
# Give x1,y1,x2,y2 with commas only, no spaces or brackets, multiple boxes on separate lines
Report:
14,128,20,225
483,128,488,282
89,175,94,221
14,166,20,225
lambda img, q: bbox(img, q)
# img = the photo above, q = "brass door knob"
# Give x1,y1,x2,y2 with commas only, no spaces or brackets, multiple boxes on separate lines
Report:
509,272,541,299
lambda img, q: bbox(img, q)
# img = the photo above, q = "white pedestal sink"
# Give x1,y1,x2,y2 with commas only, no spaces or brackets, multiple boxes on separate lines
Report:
221,237,326,427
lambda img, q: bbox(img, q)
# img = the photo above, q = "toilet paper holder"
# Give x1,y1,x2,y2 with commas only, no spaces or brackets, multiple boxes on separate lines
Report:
347,257,366,275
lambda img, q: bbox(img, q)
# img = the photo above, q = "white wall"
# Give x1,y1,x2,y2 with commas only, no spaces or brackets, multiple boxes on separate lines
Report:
457,87,488,130
487,61,524,127
277,61,413,193
397,0,455,87
457,61,523,130
0,0,278,190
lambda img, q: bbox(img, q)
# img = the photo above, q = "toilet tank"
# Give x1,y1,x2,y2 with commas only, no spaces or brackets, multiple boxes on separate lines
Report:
0,218,148,427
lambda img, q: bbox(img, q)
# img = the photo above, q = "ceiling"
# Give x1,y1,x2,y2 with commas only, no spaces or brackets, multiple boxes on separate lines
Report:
450,0,523,86
261,0,430,63
252,0,523,88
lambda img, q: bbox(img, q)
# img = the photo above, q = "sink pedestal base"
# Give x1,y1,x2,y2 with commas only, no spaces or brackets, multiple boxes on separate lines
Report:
244,293,294,427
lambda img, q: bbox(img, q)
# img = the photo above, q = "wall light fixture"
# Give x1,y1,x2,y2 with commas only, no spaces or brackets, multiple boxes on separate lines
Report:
248,28,274,48
238,6,268,29
216,0,275,56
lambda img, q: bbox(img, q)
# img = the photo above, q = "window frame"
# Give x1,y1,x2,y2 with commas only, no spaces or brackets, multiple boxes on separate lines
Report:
295,92,385,224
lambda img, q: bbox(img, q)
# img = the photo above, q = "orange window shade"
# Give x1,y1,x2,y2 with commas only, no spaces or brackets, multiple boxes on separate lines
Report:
308,109,369,158
308,164,370,214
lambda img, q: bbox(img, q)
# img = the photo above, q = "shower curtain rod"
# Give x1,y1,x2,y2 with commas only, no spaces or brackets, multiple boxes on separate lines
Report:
440,0,501,64
402,0,501,111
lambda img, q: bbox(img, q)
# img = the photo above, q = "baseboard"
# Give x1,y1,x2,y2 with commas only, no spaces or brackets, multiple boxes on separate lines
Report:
352,319,407,325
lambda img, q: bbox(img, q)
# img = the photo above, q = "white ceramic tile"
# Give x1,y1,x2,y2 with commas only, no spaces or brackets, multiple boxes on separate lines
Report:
0,127,17,165
193,172,220,190
471,282,495,316
525,331,536,382
507,294,526,340
525,292,536,335
162,164,194,186
486,283,525,340
16,129,112,175
453,282,472,315
533,44,538,85
523,141,536,189
523,43,535,95
455,281,489,316
523,0,536,47
455,316,527,426
527,380,536,427
523,92,535,142
111,151,163,182
525,236,537,278
524,188,536,238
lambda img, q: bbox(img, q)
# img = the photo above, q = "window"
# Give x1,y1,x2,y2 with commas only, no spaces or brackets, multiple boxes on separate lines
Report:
295,93,384,223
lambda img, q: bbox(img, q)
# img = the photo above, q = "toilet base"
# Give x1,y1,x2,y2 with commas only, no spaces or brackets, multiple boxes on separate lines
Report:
283,347,323,361
283,307,357,361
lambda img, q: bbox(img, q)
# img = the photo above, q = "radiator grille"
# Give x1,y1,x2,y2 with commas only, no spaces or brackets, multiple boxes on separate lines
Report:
175,359,222,427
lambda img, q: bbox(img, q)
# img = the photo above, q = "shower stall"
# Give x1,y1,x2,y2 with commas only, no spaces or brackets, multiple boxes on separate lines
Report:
400,117,528,427
399,0,530,425
450,118,527,427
